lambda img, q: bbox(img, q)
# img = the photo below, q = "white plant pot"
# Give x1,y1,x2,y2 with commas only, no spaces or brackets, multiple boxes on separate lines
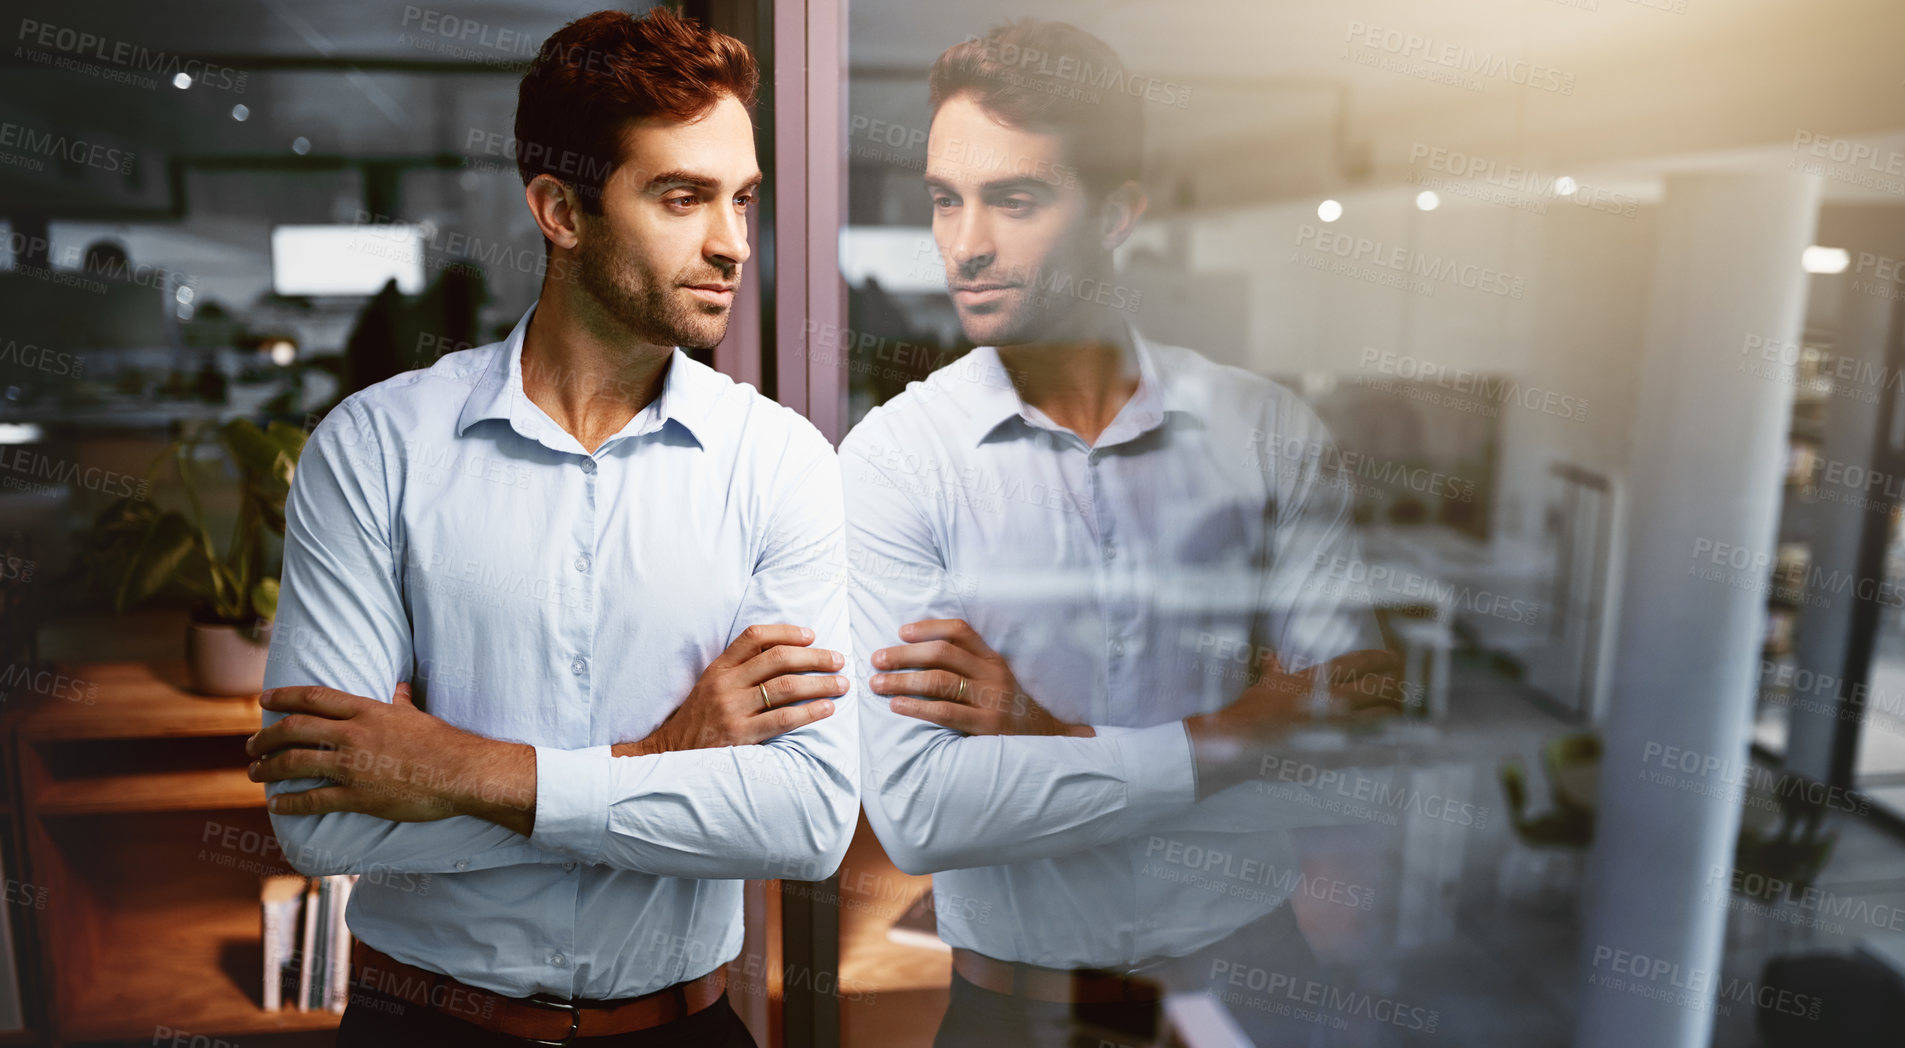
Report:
185,616,273,696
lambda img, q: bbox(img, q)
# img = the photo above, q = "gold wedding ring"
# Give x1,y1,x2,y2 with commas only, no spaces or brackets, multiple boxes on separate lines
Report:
955,678,968,703
760,683,773,710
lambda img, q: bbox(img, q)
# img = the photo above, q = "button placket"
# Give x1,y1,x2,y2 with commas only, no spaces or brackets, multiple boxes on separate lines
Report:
1083,449,1120,723
554,449,595,1000
568,453,597,692
1092,455,1140,722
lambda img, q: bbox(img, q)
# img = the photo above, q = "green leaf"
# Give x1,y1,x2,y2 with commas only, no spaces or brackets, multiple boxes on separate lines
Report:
117,512,200,612
266,420,309,463
91,495,156,533
251,577,279,621
222,418,293,499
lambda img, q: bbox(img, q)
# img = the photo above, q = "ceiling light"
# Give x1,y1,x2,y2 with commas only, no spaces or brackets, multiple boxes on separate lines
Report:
1802,246,1850,274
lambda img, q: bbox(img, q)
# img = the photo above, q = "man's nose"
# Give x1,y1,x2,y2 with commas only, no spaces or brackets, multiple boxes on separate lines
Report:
946,211,994,275
707,206,751,271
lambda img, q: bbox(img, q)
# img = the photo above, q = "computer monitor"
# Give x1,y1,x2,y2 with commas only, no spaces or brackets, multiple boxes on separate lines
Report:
270,224,425,297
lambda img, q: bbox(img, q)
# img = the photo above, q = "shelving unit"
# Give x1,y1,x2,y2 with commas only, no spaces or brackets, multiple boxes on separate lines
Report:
1755,336,1837,756
3,661,338,1045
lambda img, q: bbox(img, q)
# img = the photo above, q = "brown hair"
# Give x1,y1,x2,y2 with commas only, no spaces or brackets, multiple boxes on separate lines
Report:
514,8,758,212
928,20,1143,198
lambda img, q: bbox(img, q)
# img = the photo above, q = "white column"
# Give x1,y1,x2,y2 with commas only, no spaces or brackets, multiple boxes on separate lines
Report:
1575,172,1820,1048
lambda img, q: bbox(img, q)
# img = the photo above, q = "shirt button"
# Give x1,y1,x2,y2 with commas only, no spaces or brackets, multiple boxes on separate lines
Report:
574,553,592,573
550,953,568,967
1111,640,1126,657
1103,542,1117,561
563,862,577,872
580,459,597,474
455,860,469,871
571,656,587,675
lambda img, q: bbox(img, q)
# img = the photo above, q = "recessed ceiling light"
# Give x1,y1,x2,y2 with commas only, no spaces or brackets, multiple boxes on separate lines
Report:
1802,246,1850,274
1317,199,1343,223
1415,190,1440,212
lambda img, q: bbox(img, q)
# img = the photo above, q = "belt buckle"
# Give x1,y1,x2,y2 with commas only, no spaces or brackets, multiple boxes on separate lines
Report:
520,993,582,1046
1114,960,1166,1002
1112,960,1158,983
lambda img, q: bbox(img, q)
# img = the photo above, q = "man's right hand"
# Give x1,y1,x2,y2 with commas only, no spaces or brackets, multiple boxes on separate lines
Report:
612,625,848,757
1183,648,1405,798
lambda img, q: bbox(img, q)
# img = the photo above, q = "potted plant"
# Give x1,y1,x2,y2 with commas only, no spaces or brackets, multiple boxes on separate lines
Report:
76,418,307,695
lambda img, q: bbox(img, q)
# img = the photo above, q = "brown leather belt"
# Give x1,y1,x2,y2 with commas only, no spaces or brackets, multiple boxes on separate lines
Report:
951,947,1164,1004
350,939,727,1044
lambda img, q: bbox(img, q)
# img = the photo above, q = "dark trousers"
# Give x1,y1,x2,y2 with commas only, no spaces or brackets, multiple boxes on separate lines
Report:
933,903,1324,1048
934,974,1160,1048
336,984,758,1048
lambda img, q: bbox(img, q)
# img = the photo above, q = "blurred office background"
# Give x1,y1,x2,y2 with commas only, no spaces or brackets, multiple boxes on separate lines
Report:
0,1,1901,1046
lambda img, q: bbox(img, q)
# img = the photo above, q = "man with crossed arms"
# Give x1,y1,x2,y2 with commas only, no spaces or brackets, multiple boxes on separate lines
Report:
845,19,1403,1048
246,10,856,1045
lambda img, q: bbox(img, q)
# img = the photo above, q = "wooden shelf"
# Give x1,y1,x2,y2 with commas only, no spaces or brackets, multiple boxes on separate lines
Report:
15,661,261,742
38,767,264,816
60,896,338,1042
3,660,298,1046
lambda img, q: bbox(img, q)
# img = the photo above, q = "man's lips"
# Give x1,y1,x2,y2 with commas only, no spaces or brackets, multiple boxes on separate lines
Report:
684,283,736,304
952,284,1017,302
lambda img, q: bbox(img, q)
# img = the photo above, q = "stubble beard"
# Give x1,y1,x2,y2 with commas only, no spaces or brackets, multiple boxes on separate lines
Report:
576,232,732,352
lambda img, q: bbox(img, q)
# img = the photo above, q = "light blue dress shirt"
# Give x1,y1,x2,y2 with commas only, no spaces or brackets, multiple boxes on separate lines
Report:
843,328,1380,970
262,304,859,999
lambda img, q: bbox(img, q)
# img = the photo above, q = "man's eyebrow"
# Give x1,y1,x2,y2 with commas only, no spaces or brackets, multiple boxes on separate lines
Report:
643,170,764,193
924,174,1055,195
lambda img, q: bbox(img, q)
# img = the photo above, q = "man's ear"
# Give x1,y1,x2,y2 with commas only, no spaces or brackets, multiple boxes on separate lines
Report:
1098,181,1148,251
525,174,583,252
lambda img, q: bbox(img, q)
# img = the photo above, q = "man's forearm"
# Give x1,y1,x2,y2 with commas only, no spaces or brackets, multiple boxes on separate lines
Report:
1185,710,1407,801
443,737,538,836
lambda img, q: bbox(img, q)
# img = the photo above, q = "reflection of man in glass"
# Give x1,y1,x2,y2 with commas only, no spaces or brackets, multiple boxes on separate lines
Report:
843,19,1401,1047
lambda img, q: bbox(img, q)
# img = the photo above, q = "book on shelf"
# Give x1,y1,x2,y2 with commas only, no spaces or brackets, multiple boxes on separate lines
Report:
261,873,357,1013
327,875,355,1013
294,878,318,1011
259,875,303,1012
310,877,331,1011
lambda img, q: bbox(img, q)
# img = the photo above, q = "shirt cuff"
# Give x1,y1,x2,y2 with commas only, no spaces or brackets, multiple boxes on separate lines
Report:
530,744,613,863
1106,721,1197,818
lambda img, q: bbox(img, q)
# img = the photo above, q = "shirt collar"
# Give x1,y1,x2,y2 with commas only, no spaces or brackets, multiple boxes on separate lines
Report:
456,303,715,450
953,322,1184,448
